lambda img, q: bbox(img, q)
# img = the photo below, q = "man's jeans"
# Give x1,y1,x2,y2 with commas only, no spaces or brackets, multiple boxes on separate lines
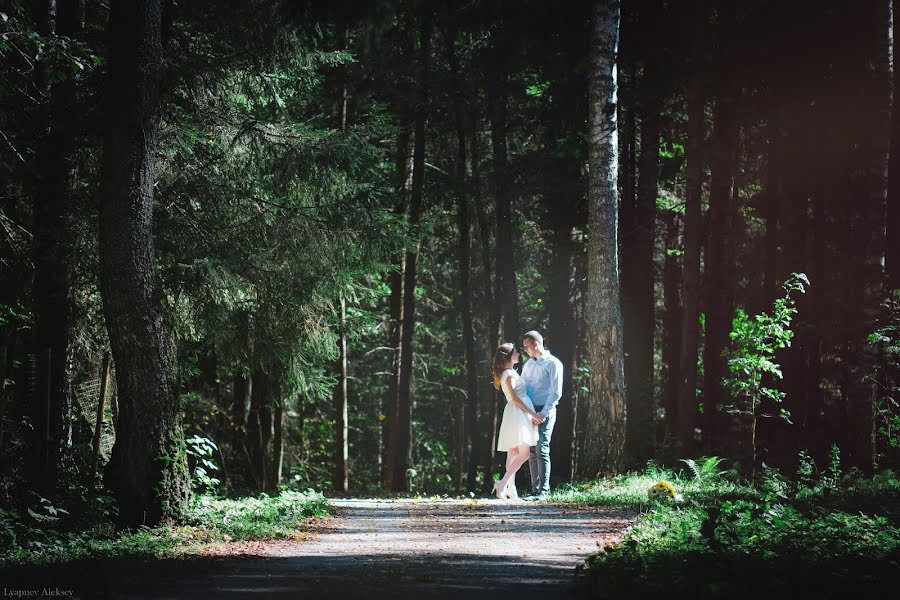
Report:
528,408,556,495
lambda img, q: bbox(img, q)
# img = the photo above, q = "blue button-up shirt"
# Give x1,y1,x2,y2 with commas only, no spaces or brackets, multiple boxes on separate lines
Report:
521,350,563,417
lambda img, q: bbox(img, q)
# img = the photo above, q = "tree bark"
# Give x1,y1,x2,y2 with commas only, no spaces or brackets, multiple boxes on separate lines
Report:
100,0,190,526
272,394,284,492
579,0,626,478
662,211,683,443
889,0,900,291
546,222,578,482
246,370,272,491
392,14,431,492
624,5,661,463
333,294,349,493
30,0,84,495
702,55,740,455
383,130,410,491
677,0,707,454
844,0,891,473
472,120,503,490
445,29,479,492
490,55,520,344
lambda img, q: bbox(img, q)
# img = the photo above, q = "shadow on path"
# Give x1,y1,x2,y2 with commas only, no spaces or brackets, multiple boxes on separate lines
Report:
1,499,634,599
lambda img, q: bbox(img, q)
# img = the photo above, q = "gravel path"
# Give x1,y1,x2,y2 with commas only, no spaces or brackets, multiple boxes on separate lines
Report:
4,498,634,599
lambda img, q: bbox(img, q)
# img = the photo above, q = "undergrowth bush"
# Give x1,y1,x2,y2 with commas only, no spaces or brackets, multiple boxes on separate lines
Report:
0,489,329,568
563,457,899,599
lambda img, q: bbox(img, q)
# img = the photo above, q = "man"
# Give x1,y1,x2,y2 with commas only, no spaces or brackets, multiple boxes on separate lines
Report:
520,330,563,500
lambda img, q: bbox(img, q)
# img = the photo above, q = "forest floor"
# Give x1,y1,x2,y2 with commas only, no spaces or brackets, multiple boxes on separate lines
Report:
2,497,634,599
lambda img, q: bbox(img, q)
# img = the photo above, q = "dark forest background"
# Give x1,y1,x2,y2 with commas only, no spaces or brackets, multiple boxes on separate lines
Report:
1,0,898,527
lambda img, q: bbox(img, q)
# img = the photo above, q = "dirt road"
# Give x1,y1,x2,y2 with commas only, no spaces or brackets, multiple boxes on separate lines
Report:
3,498,634,599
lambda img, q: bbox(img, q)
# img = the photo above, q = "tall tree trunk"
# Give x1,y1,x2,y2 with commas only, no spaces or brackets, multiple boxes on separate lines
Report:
677,0,707,454
271,394,284,493
100,0,190,526
662,211,683,443
624,8,661,463
332,24,350,494
888,0,900,291
30,0,84,495
393,14,431,492
246,370,272,491
232,374,251,450
333,294,349,493
472,121,502,489
547,222,578,482
490,64,520,344
776,122,811,467
702,59,740,456
445,29,479,492
760,116,782,314
845,0,891,473
383,130,410,491
231,310,251,450
579,0,626,478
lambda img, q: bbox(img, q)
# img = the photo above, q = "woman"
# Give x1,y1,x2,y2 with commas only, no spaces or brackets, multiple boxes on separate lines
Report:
492,342,541,500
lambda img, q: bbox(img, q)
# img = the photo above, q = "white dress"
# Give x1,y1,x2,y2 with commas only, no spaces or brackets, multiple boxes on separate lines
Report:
496,369,539,451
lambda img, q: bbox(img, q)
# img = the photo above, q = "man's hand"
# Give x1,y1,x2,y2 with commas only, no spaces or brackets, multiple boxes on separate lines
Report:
532,414,546,425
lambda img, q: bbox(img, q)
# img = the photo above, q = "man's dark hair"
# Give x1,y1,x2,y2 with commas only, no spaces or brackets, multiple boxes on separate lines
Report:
522,330,544,345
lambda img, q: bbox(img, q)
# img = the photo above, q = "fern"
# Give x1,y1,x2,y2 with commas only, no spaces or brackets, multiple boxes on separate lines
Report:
680,456,726,485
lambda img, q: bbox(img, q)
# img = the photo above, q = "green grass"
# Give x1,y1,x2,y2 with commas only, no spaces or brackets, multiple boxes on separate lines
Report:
0,489,330,568
556,463,900,599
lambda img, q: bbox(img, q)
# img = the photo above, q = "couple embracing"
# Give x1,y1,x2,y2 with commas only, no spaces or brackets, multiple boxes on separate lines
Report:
491,330,563,501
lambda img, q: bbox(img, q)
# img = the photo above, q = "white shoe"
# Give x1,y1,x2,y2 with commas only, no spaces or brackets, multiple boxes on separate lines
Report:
505,482,520,501
492,481,508,500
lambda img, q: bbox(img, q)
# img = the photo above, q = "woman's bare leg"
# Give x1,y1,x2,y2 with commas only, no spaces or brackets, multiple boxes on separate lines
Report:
505,444,531,499
497,446,520,495
498,444,531,496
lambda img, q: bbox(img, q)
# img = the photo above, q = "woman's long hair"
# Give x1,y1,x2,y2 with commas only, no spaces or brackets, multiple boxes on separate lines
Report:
491,343,515,390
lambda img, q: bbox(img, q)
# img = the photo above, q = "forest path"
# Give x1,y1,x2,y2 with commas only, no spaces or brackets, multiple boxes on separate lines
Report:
87,498,633,599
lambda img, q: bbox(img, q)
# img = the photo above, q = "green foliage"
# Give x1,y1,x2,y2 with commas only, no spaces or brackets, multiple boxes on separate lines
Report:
188,489,329,540
185,434,221,494
568,464,899,599
680,456,727,485
0,490,330,567
867,290,900,466
724,273,808,424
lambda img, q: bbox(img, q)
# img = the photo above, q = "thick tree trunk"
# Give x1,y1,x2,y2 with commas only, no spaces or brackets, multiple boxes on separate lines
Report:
392,15,431,492
662,212,683,443
231,310,251,450
383,130,410,491
579,0,626,478
30,0,83,495
677,0,707,454
845,0,891,473
246,370,272,491
624,19,660,464
100,0,190,526
446,31,479,492
702,70,739,455
547,223,578,482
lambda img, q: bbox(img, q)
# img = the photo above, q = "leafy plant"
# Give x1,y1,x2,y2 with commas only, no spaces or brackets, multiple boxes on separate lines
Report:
867,289,900,468
680,456,726,485
185,434,221,494
723,272,808,469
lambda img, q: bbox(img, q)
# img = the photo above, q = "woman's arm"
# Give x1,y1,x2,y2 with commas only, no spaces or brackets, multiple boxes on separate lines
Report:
502,374,540,419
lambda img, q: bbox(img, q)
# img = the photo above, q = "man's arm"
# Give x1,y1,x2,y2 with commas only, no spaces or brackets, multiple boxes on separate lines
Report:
539,358,563,418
